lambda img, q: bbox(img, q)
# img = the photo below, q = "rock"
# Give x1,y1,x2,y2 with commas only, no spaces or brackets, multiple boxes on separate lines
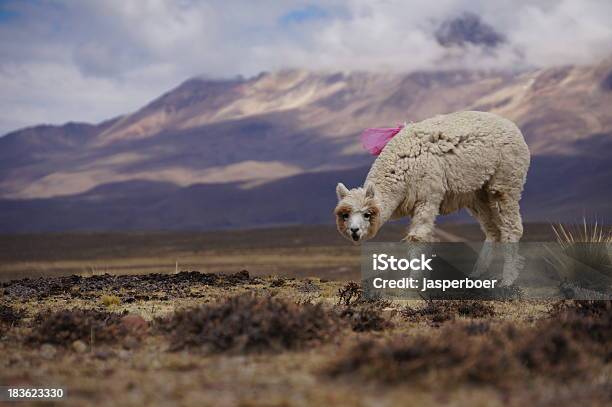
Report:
40,343,57,359
72,340,88,353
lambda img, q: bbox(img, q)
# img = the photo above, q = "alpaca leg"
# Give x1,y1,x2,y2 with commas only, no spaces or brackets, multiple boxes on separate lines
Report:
403,200,440,242
494,192,525,285
467,196,501,242
495,193,523,243
469,202,501,277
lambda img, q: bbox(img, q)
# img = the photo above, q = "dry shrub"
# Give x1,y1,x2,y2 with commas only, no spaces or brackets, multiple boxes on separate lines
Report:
544,300,612,360
0,303,25,335
460,320,491,336
328,325,518,386
402,300,455,323
0,303,24,326
329,300,611,386
336,282,394,332
28,309,146,346
338,305,393,332
401,300,495,325
516,326,590,378
514,301,611,379
337,281,392,308
456,301,496,318
270,278,286,287
337,282,362,306
551,299,611,319
573,299,612,317
157,293,340,353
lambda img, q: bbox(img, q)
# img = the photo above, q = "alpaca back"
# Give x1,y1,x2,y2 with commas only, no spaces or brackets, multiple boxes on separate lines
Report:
366,111,529,198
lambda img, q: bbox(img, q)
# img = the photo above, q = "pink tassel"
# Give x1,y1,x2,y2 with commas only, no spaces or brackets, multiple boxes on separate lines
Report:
360,125,404,155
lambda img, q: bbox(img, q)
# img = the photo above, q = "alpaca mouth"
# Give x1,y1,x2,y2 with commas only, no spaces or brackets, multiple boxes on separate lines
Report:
351,233,360,242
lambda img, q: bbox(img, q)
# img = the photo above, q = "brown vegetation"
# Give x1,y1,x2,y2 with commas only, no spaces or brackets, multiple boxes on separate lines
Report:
0,303,24,326
401,299,496,324
1,228,609,407
156,293,340,353
338,305,393,332
1,270,255,301
28,309,148,347
329,300,611,388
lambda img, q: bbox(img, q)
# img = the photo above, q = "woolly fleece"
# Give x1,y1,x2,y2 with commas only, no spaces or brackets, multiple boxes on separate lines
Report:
336,111,530,242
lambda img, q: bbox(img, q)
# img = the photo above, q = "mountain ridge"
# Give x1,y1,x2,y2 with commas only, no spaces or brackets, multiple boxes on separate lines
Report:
1,58,611,231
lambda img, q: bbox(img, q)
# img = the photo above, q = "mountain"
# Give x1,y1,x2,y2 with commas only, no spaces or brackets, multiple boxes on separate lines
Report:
0,58,611,232
1,146,611,233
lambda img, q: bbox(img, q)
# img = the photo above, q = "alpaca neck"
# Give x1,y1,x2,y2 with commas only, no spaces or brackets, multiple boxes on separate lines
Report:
375,188,404,225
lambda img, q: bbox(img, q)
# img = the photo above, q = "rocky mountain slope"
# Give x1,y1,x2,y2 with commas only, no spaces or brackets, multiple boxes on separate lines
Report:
0,57,611,231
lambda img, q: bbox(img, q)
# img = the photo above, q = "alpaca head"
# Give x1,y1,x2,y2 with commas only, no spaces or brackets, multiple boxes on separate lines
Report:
334,182,381,244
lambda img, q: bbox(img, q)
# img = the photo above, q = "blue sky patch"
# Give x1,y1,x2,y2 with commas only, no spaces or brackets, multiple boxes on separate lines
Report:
280,5,328,25
0,2,18,23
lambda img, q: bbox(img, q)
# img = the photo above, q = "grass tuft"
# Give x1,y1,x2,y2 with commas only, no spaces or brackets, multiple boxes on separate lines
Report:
101,294,121,307
547,220,612,293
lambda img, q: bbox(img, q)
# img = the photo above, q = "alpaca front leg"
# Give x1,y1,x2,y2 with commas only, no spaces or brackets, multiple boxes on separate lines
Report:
403,201,440,242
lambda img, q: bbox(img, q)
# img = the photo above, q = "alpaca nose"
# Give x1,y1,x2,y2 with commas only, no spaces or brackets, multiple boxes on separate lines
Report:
350,228,359,234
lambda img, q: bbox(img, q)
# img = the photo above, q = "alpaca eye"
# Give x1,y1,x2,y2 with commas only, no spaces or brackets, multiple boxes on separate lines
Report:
341,213,349,220
364,213,371,220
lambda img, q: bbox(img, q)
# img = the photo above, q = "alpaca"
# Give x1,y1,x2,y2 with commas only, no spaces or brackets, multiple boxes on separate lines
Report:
335,111,530,243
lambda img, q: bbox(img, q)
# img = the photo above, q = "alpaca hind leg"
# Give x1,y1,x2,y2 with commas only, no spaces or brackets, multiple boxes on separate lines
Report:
468,197,502,277
495,193,523,243
467,195,502,242
494,192,525,285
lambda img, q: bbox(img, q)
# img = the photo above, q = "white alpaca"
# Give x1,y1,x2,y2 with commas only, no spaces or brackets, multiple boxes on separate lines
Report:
335,111,530,243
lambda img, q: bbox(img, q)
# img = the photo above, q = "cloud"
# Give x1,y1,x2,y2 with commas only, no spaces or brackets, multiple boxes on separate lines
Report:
0,0,611,135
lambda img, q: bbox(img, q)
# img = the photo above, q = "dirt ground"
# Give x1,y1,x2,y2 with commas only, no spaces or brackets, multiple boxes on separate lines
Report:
0,225,609,407
0,223,556,282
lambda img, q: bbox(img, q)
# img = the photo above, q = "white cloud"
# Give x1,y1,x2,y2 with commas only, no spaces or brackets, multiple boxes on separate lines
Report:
0,0,611,135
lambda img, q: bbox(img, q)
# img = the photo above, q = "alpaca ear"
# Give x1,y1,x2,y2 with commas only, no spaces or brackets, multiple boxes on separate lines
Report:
365,183,376,198
336,183,349,200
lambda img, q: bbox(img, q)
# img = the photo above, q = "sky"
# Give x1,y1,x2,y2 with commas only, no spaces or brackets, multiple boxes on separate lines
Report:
0,0,611,135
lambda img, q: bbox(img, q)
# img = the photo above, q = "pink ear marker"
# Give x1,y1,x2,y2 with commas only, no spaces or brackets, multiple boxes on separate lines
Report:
360,125,404,155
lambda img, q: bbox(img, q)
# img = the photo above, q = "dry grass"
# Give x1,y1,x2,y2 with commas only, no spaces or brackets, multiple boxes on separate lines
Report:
547,220,612,293
101,294,121,307
0,224,559,283
551,219,612,245
401,300,496,325
1,273,608,407
1,227,609,406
